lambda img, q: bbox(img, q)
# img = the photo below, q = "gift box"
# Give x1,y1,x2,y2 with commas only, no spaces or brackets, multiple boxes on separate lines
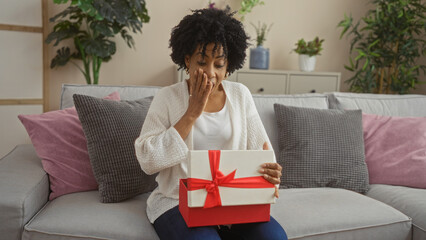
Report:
179,150,276,227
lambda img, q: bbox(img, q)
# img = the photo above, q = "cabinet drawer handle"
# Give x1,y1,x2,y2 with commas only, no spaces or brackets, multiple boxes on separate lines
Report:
310,89,316,93
258,88,264,93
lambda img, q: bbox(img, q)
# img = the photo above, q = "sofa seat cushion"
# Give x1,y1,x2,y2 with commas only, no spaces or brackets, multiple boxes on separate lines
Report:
273,188,411,240
367,184,426,240
22,191,159,240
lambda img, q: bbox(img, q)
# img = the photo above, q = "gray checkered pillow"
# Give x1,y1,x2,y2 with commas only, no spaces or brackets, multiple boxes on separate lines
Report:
73,94,157,203
274,104,369,193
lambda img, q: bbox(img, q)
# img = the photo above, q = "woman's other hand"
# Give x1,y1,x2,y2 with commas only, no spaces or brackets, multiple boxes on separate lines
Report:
260,142,282,198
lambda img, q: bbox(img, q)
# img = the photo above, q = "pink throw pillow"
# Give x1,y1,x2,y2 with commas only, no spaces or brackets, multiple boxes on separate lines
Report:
363,113,426,189
18,92,120,200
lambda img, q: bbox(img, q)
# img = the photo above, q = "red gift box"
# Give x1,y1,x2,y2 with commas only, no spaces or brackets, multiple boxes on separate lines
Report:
179,150,274,227
179,179,271,227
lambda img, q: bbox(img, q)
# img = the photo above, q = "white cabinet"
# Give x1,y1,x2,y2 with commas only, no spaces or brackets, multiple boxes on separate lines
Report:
177,69,340,94
237,72,287,94
287,72,340,94
238,69,341,94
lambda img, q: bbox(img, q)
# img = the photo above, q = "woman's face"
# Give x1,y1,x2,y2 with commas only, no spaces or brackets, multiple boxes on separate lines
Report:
185,43,228,94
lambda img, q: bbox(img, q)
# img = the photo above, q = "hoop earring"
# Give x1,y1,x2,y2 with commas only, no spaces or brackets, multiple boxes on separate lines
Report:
185,68,190,75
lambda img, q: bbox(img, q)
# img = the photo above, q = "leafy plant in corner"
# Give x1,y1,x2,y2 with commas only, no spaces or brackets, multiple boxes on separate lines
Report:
338,0,425,94
46,0,150,84
293,37,324,57
250,22,273,47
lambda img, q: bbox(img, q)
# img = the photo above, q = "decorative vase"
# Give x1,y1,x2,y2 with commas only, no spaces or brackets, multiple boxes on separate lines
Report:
250,46,269,70
298,54,316,72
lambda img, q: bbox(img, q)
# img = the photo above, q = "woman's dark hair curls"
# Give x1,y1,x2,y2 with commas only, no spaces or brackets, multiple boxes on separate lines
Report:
169,8,249,74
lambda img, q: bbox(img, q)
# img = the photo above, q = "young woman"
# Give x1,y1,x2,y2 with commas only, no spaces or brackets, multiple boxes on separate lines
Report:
135,8,287,240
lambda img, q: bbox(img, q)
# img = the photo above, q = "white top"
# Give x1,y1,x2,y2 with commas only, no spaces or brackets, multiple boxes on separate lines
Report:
193,100,233,150
134,80,274,223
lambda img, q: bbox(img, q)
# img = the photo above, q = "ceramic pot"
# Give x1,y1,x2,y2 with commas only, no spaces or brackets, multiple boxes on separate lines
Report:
299,54,316,72
250,46,269,70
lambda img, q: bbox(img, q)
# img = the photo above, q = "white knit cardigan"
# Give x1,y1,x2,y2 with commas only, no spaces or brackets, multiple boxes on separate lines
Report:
135,80,274,223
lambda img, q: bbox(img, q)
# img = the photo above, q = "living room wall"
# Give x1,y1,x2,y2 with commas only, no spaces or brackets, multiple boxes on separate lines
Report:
46,0,426,110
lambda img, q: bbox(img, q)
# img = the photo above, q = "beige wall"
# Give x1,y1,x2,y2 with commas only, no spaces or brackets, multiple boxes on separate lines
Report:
46,0,425,110
0,0,44,158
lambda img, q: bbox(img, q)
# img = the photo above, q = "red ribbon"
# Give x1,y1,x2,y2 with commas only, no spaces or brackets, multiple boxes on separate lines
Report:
187,150,274,208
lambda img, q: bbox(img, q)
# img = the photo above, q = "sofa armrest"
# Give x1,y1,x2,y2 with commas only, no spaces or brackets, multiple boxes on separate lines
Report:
0,144,49,240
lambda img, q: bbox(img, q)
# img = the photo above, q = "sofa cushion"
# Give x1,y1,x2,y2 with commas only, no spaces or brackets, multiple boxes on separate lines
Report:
274,104,369,193
367,184,426,240
328,92,426,117
61,84,161,109
18,92,120,200
73,94,157,203
273,188,411,240
22,191,159,240
252,94,329,159
363,113,426,188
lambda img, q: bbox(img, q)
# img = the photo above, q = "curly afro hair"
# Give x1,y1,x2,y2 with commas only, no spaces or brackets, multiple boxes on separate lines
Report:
169,8,250,74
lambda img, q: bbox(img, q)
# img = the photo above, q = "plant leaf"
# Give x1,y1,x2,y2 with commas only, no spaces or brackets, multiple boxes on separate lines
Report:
362,58,370,71
120,29,135,48
49,6,81,23
54,0,69,4
355,49,366,61
77,0,103,20
50,47,72,68
344,65,354,71
45,20,80,46
90,21,114,37
93,0,132,25
367,39,380,51
81,38,116,58
337,13,353,39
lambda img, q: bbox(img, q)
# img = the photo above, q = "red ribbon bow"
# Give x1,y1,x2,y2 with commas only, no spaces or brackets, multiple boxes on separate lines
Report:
187,150,274,208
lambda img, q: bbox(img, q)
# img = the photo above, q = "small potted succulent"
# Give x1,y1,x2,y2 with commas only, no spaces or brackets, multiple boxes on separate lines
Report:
293,37,324,72
249,22,273,70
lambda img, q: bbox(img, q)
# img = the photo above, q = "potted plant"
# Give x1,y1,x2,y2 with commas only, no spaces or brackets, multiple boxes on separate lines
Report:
46,0,150,84
249,22,273,70
338,0,425,94
293,37,324,72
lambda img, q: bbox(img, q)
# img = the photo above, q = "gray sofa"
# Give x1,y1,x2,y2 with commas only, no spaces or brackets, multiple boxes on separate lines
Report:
1,83,425,240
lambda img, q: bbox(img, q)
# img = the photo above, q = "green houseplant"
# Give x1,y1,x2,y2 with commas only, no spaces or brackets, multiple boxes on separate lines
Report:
238,0,264,21
46,0,150,84
293,37,324,57
293,37,324,72
251,22,273,47
338,0,425,94
249,22,273,69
